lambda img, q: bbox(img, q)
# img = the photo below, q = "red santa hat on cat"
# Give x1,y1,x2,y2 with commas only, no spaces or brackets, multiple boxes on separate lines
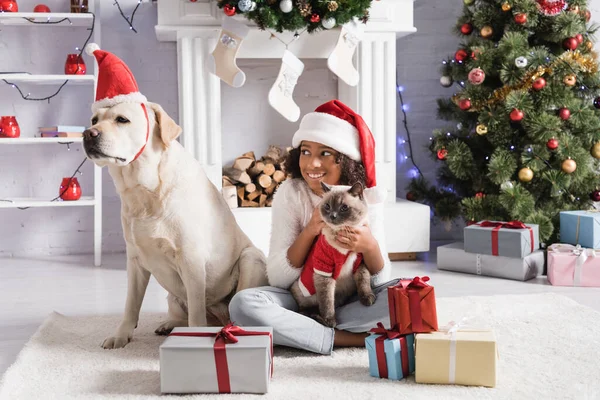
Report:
85,43,147,112
292,100,377,188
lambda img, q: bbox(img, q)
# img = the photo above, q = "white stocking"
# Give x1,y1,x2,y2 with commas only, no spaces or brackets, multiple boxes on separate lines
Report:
207,17,250,88
268,50,305,122
327,19,364,87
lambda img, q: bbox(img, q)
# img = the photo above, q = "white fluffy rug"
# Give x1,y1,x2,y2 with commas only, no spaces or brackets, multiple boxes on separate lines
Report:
1,293,600,400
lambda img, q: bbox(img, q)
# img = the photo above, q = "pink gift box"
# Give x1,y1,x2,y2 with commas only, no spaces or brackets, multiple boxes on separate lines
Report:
547,244,600,287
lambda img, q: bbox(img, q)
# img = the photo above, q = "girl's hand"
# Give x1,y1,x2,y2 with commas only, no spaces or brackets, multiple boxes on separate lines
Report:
305,206,326,238
335,223,377,253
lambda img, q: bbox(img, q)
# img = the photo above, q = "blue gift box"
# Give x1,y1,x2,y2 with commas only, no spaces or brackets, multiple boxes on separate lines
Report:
560,211,600,249
365,333,415,380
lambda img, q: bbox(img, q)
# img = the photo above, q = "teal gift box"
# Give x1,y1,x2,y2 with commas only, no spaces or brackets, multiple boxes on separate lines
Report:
365,325,415,381
560,211,600,249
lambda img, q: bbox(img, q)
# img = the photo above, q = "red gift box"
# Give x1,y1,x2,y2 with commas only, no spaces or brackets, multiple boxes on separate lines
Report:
387,276,438,335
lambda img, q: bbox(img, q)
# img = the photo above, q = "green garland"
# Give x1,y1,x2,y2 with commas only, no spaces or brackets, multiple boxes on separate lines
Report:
217,0,372,33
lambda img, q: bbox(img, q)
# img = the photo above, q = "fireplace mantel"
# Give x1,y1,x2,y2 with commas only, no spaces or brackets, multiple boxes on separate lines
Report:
154,0,430,257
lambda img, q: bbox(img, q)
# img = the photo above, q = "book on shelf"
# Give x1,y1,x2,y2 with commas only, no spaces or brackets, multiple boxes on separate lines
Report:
40,132,84,138
39,126,86,133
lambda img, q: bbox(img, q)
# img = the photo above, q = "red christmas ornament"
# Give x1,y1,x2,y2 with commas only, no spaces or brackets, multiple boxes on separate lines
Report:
514,13,528,25
532,77,546,91
459,98,471,111
591,190,600,202
559,107,571,120
460,23,473,35
547,138,559,150
576,34,584,44
406,191,416,201
0,116,20,138
536,0,567,16
59,177,82,201
310,13,321,23
0,0,18,12
563,37,579,50
437,148,448,160
585,9,592,22
471,49,481,60
475,192,485,199
33,4,51,12
223,4,236,16
510,108,524,122
455,49,468,62
64,54,86,75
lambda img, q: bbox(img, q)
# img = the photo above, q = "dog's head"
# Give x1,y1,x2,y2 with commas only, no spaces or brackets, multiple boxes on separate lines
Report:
83,102,181,167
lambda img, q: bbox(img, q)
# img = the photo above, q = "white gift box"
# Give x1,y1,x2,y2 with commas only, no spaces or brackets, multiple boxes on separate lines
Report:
159,325,273,394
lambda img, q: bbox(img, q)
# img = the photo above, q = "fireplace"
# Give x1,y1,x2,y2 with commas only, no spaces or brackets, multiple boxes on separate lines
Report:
155,0,431,258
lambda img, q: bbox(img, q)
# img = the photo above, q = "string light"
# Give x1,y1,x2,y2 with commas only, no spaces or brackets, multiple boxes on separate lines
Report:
1,13,96,103
113,0,143,33
396,81,424,179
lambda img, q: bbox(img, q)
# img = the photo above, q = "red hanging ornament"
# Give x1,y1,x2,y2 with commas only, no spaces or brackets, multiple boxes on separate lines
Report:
510,108,524,122
532,77,546,91
406,191,416,201
437,148,448,160
591,190,600,202
558,107,571,120
33,4,51,12
576,34,584,44
459,98,471,111
455,49,468,62
514,13,528,25
460,23,473,35
310,13,321,23
59,177,82,201
223,4,236,16
563,37,579,50
475,192,485,199
536,0,567,16
585,9,592,22
547,138,559,150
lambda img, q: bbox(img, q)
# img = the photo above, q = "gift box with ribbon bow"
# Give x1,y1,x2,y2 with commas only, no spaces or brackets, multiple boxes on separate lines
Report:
160,324,273,394
415,320,497,388
547,244,600,287
559,210,600,249
464,220,539,258
365,323,415,381
387,276,438,335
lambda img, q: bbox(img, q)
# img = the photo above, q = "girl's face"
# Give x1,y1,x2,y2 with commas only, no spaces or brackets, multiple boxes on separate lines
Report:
299,141,342,196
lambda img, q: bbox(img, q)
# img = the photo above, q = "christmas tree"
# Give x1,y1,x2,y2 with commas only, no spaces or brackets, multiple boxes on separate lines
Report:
408,0,600,244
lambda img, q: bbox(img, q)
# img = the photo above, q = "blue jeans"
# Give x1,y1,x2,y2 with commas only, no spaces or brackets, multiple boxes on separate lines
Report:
228,278,400,355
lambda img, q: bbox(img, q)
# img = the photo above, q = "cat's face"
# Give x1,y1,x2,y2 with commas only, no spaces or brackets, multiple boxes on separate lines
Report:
319,182,368,228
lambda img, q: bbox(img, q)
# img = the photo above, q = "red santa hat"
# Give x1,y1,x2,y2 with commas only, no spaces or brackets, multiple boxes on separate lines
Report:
292,100,377,188
85,43,147,112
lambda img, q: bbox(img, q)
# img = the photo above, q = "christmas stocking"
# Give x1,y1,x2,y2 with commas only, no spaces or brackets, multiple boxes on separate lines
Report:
327,19,364,87
268,50,305,122
206,17,250,88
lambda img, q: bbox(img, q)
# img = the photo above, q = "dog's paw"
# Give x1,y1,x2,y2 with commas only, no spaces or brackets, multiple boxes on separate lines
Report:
154,320,188,336
101,335,130,349
315,314,337,328
360,293,376,307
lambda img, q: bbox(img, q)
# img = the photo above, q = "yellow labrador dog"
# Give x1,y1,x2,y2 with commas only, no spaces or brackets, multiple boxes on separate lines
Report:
83,101,268,349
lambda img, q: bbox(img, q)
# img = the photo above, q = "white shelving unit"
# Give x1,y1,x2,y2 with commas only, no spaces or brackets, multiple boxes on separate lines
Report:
0,3,103,266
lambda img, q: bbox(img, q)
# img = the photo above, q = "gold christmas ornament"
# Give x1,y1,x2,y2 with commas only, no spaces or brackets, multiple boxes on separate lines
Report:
480,26,493,39
563,74,577,86
586,41,593,50
518,167,534,182
501,2,511,11
476,124,488,135
569,5,580,14
327,1,338,11
562,158,577,174
591,142,600,159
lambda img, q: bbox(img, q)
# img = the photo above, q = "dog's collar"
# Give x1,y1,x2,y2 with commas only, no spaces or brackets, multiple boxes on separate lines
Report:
130,103,150,163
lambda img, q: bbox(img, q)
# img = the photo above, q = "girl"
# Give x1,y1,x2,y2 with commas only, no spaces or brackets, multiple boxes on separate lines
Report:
229,100,398,355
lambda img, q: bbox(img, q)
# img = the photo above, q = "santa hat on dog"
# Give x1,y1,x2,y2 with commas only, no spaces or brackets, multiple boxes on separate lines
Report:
292,100,377,188
85,43,147,112
85,43,150,163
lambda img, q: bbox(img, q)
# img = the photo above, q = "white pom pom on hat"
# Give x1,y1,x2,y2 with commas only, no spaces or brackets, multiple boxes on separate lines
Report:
85,43,100,56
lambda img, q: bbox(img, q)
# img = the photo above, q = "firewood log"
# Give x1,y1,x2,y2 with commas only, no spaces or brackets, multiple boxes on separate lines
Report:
245,183,256,193
272,170,286,183
247,190,261,201
264,181,278,195
266,198,273,207
222,186,238,209
232,156,254,171
222,176,235,187
256,173,272,189
223,167,251,185
247,161,265,177
264,145,282,163
241,199,259,207
241,151,256,161
263,163,276,176
259,194,267,207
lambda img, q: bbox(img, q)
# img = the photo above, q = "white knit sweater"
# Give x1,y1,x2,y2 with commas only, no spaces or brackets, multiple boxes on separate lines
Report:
266,178,391,289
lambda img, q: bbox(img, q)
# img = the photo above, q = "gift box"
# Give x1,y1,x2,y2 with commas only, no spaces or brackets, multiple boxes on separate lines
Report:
437,242,545,281
547,244,600,287
559,210,600,249
464,220,539,258
387,276,438,335
365,323,415,381
160,324,273,394
415,324,497,387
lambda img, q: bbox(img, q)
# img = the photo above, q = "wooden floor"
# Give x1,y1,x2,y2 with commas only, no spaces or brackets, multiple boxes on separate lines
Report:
1,250,599,377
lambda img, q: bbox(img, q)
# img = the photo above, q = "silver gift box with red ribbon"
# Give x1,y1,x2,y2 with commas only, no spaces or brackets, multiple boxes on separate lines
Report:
160,325,273,394
464,220,540,259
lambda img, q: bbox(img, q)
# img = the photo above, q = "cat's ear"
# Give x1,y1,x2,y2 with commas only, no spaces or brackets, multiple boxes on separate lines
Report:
349,182,364,199
321,181,332,193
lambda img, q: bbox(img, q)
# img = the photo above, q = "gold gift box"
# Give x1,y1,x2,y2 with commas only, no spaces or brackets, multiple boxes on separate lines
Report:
415,330,498,387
